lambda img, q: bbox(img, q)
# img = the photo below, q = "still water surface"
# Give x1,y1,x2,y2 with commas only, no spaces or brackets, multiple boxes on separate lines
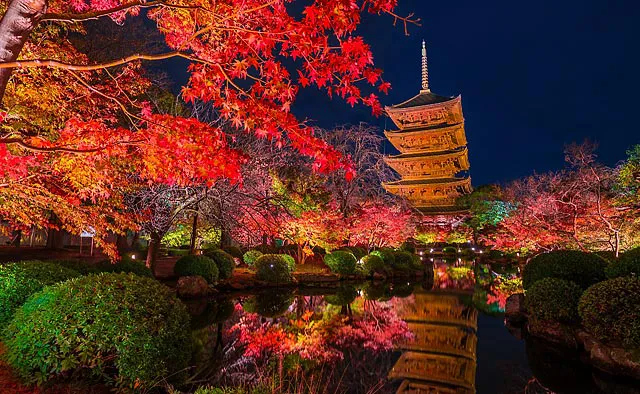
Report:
184,260,640,394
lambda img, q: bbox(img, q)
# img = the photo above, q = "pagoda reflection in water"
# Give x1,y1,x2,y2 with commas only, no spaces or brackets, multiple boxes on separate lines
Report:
390,263,478,394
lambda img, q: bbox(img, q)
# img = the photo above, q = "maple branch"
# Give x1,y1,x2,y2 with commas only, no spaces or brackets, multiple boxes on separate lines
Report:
0,51,203,71
384,10,421,36
40,1,202,23
1,137,106,153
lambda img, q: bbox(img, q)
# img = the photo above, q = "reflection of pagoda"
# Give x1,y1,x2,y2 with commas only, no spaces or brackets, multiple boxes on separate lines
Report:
390,290,478,393
383,41,472,217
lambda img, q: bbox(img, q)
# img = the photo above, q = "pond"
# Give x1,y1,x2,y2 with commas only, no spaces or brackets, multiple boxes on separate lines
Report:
182,259,640,394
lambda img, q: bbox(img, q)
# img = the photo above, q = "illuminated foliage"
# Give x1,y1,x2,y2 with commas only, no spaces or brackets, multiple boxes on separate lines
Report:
0,0,415,256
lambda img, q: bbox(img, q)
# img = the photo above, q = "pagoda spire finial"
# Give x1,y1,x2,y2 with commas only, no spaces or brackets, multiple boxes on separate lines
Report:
421,40,430,92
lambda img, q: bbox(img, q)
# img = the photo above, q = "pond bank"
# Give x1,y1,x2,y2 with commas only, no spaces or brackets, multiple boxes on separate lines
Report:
505,293,640,381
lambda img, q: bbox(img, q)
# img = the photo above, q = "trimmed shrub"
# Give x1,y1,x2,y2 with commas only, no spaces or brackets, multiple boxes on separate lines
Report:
399,241,416,254
338,246,366,259
525,278,583,323
3,273,191,389
174,255,219,284
595,250,617,263
281,254,296,272
324,285,358,306
392,251,415,273
205,249,235,280
370,249,396,267
0,260,80,328
578,277,640,348
51,259,102,275
223,246,244,259
99,258,154,278
255,254,292,283
243,250,263,266
361,254,387,276
522,250,607,290
605,247,640,278
324,251,357,275
442,246,457,254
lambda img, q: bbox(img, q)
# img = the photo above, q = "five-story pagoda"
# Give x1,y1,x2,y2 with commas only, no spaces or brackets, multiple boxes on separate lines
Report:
383,41,472,216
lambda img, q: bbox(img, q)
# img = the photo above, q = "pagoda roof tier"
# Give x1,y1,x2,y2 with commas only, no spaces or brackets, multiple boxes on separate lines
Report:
385,95,464,130
383,177,472,209
384,123,467,154
389,90,454,109
384,148,470,179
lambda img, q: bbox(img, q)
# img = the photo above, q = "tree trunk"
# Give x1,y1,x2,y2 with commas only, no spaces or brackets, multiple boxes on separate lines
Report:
10,229,21,246
189,212,198,254
115,233,130,256
0,0,47,102
145,231,161,274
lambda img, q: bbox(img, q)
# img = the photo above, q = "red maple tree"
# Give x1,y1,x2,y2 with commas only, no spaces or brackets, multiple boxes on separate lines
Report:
0,0,417,256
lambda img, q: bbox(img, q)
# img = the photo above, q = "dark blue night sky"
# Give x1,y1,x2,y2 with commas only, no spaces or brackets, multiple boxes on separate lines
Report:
291,0,640,185
164,0,640,186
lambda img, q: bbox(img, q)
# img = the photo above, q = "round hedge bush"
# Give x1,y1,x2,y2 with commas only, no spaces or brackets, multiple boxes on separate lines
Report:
578,277,640,348
174,255,219,284
324,251,357,275
370,249,396,267
2,273,192,389
99,258,154,277
255,254,292,283
522,250,607,290
392,251,417,273
361,254,387,276
243,249,263,266
281,254,296,272
51,259,102,275
525,278,583,323
204,249,235,280
605,247,640,278
222,246,243,259
0,260,80,328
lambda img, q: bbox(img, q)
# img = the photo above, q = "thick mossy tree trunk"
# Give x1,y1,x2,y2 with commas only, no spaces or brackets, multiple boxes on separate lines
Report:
145,231,161,274
0,0,47,102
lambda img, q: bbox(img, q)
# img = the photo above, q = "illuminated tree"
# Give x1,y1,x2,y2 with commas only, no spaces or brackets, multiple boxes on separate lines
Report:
347,200,414,250
0,0,417,256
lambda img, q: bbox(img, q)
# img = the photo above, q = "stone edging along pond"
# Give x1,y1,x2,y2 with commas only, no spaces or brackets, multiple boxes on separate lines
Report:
505,293,640,381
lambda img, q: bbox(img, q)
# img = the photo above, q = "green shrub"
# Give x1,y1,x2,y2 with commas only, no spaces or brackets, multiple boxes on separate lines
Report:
222,246,244,259
337,246,366,259
399,242,416,253
0,260,80,327
255,254,292,284
51,259,102,275
360,254,387,276
578,277,640,348
605,247,640,278
595,250,617,263
525,278,582,323
324,251,357,275
324,285,358,306
100,258,154,278
3,273,191,389
174,255,219,284
370,249,396,267
391,251,415,273
281,254,296,272
243,249,263,266
522,250,607,290
205,249,235,280
442,246,457,254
